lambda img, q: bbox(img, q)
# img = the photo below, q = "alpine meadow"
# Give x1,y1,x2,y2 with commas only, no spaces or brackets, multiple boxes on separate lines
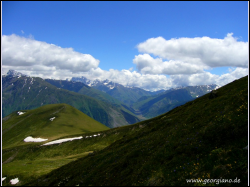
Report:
2,1,248,186
2,75,248,186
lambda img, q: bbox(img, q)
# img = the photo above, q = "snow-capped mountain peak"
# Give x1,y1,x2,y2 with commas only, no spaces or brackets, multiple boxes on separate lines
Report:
6,70,27,78
70,76,118,90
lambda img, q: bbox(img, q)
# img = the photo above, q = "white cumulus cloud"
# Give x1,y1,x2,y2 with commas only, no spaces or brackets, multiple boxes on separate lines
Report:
170,67,248,87
135,33,248,75
2,34,100,73
2,34,248,91
133,54,205,75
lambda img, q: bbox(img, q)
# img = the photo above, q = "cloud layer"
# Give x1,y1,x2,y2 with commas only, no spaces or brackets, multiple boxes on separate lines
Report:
133,54,205,75
2,34,100,73
134,33,248,75
77,67,248,91
2,34,248,91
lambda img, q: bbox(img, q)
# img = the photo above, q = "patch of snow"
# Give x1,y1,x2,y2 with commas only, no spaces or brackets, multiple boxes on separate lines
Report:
196,95,199,97
30,78,33,84
86,134,100,138
10,178,19,185
17,111,25,115
41,136,83,146
11,83,14,85
214,85,221,90
104,82,110,85
108,85,115,89
24,136,48,142
29,87,30,89
50,117,56,121
45,87,47,89
2,177,6,182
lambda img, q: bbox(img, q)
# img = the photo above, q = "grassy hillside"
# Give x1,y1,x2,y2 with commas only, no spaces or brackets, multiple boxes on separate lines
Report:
2,75,140,128
2,103,109,149
2,75,248,186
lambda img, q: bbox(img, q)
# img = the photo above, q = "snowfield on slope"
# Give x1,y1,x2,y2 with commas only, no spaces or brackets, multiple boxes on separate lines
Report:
41,136,83,146
24,136,48,142
10,178,19,185
17,111,25,115
41,134,101,146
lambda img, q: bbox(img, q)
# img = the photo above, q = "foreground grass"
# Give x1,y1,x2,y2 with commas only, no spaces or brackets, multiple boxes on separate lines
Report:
2,126,138,186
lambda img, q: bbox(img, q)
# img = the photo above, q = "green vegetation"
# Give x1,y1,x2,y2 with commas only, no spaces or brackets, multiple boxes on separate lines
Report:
132,85,217,119
2,76,247,186
92,83,157,106
2,76,140,128
2,103,109,149
45,79,122,106
132,89,193,118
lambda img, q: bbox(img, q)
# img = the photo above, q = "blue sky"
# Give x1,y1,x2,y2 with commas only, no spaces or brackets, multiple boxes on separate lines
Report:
2,1,248,90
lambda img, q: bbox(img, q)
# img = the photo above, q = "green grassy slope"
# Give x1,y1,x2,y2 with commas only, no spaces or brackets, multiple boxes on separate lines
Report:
2,76,248,186
2,103,109,149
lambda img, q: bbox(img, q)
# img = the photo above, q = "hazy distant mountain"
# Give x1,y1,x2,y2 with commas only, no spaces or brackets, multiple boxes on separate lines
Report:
45,79,123,106
133,84,219,118
3,70,220,126
2,71,140,128
71,76,164,105
6,69,27,77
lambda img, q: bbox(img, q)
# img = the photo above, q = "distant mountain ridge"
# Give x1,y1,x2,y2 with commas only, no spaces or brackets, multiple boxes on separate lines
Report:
70,76,162,105
6,69,27,77
2,72,140,128
70,75,220,118
3,70,221,124
132,84,219,118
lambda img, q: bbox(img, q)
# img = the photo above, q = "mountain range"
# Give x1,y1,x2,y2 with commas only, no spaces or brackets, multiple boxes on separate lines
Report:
2,70,220,128
2,71,140,128
70,76,163,105
2,75,248,186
